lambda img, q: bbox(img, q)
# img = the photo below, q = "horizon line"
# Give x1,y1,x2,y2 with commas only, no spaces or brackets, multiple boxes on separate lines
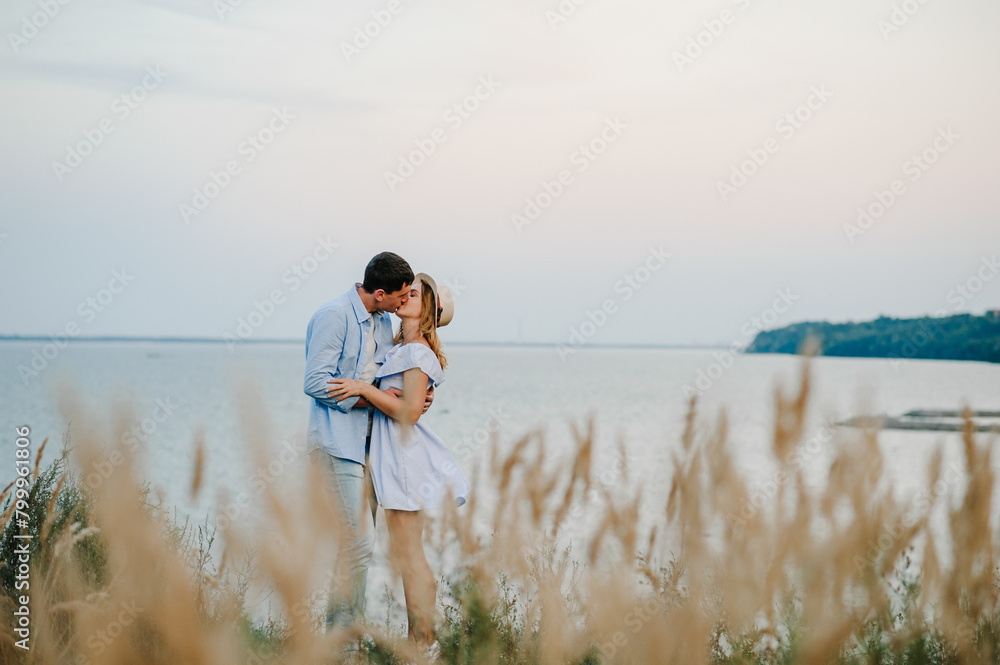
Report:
0,334,730,350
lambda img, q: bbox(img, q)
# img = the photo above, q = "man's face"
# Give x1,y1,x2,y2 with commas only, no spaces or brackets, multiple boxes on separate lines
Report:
375,283,411,313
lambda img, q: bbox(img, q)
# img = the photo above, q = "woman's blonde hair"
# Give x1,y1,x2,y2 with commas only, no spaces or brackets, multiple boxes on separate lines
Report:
395,278,448,370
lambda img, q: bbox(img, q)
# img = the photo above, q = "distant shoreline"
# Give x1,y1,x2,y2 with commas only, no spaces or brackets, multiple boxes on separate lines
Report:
745,312,1000,364
0,336,728,350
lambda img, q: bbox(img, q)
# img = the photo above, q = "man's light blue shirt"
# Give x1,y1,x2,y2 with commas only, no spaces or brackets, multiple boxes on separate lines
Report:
304,285,395,465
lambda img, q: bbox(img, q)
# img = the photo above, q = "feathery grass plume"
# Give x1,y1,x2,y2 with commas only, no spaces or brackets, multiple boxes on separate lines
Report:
190,430,205,501
32,435,50,482
0,487,16,536
38,471,67,541
550,419,594,536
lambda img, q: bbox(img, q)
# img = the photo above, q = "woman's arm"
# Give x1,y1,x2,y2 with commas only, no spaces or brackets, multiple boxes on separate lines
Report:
328,368,428,425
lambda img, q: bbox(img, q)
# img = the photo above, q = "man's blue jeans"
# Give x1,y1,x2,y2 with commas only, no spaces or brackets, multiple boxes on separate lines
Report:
310,448,377,628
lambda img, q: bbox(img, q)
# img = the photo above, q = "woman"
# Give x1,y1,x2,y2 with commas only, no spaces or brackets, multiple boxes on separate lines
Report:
327,273,469,655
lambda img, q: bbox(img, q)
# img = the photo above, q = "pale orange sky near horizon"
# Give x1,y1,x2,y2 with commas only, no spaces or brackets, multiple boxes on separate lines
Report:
1,0,998,346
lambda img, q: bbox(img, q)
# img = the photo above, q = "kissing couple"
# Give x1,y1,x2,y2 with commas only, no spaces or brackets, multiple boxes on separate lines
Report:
303,251,470,659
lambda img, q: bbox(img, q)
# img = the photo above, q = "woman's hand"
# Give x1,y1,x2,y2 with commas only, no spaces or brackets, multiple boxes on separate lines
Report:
327,378,371,402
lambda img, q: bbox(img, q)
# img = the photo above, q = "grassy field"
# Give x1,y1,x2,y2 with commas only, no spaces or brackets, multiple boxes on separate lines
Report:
2,356,999,664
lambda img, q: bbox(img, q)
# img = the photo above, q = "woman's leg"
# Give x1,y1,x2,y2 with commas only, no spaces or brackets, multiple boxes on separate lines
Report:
384,509,436,645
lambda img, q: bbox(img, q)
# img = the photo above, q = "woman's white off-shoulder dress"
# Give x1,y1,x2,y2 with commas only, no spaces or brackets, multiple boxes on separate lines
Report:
369,343,470,511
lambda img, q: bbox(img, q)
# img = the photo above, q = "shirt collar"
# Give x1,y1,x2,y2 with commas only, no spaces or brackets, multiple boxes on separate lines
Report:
348,284,380,325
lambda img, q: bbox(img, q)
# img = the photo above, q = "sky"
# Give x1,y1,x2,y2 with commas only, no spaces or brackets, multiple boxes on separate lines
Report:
1,0,999,346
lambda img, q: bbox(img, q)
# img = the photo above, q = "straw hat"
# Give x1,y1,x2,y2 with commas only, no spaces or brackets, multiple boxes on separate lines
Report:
414,272,454,327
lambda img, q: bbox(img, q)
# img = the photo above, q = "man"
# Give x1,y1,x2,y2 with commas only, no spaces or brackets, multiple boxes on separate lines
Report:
303,251,432,628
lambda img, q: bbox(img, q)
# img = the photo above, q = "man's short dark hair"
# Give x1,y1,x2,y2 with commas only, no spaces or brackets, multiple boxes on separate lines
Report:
362,252,414,294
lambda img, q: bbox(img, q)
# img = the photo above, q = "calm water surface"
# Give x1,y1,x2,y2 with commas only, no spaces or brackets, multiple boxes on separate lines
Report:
2,341,998,620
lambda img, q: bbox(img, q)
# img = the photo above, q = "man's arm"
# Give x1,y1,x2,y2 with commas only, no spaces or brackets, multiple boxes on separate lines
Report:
303,308,360,412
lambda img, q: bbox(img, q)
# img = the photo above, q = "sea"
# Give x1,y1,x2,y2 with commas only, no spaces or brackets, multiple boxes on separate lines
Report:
2,340,998,623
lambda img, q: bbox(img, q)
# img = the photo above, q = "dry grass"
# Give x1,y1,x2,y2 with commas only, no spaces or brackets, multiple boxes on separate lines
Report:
2,355,999,664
